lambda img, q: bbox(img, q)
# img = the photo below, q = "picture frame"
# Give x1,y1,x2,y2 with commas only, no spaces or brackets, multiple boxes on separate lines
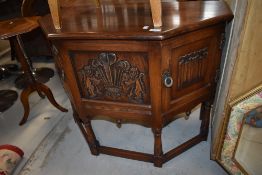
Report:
216,84,262,175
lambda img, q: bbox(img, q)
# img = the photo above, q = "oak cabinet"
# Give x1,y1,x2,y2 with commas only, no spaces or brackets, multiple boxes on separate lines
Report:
40,0,233,167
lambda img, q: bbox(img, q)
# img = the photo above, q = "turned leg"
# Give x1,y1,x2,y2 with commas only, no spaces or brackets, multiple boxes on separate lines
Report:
152,128,163,167
19,86,35,125
73,113,100,155
199,101,212,140
83,119,100,155
199,104,205,120
36,82,68,112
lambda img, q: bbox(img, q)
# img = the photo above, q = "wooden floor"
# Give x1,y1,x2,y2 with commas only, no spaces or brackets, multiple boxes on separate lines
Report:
0,52,227,175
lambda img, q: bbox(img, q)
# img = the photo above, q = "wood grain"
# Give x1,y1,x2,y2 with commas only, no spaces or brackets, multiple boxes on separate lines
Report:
40,1,233,40
0,17,40,40
149,0,162,27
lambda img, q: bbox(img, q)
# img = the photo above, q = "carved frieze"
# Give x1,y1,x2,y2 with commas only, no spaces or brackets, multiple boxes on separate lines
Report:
179,48,208,64
78,52,146,104
177,48,208,89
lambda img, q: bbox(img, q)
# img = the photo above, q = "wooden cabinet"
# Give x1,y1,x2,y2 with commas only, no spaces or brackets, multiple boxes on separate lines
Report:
40,0,233,167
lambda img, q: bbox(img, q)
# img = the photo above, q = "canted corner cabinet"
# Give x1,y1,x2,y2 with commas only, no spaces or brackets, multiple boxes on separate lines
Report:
39,0,233,167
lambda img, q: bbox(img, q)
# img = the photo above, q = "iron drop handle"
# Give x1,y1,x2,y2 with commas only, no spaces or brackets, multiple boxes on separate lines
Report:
163,71,173,88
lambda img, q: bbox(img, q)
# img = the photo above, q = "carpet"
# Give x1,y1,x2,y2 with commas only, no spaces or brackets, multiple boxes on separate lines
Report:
19,108,227,175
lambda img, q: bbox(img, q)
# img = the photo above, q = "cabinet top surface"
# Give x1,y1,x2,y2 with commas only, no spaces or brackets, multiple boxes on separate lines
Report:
39,0,233,41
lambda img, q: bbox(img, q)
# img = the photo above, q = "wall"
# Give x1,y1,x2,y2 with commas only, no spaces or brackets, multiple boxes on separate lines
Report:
228,0,262,99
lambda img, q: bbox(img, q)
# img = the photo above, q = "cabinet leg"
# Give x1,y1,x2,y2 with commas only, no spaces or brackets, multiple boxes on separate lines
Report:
83,119,100,155
199,104,205,120
200,102,211,140
152,128,163,167
74,113,100,156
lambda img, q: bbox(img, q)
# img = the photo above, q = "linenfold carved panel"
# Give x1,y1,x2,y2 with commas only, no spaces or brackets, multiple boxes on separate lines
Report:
177,48,208,89
71,52,150,104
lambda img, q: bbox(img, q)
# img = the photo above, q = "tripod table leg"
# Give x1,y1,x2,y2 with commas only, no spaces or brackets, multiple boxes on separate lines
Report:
37,82,68,112
19,86,35,125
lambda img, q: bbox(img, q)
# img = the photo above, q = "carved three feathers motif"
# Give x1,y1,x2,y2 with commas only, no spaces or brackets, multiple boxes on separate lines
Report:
78,53,146,104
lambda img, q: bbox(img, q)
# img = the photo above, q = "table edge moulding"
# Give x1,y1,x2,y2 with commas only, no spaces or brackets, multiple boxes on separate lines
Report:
39,0,233,167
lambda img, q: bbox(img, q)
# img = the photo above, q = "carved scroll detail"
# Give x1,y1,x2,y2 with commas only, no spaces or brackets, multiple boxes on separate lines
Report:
177,48,208,89
179,48,208,64
78,53,146,104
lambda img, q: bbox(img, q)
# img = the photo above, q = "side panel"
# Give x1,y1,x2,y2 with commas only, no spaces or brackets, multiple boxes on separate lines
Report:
55,40,158,126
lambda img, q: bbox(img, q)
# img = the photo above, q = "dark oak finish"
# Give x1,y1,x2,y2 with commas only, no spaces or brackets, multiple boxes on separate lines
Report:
40,0,232,40
0,17,68,125
39,0,233,167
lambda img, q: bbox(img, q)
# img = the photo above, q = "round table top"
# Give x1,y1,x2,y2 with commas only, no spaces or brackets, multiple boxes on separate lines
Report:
39,0,233,41
0,16,40,40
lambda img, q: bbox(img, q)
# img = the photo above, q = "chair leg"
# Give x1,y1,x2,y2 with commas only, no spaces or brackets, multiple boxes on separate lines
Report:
36,82,68,112
19,86,34,125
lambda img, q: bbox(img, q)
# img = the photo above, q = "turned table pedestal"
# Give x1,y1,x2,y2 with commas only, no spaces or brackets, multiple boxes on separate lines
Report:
39,0,233,167
0,17,68,125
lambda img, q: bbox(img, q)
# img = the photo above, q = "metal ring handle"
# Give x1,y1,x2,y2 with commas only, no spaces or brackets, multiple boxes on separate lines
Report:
163,71,173,88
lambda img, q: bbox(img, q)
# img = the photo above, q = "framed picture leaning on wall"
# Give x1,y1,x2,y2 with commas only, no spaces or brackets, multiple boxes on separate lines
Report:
216,84,262,175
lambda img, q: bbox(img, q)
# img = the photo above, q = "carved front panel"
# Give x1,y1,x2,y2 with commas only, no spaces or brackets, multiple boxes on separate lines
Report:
169,36,216,101
70,51,150,104
177,47,208,89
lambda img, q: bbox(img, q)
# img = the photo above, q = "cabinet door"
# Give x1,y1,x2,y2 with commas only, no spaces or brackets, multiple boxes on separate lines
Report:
69,51,151,105
59,40,153,110
162,28,222,116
